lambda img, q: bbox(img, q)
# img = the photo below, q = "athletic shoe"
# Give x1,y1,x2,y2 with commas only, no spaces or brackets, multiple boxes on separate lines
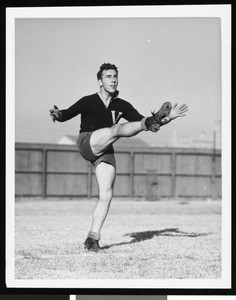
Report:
84,237,105,253
145,102,172,130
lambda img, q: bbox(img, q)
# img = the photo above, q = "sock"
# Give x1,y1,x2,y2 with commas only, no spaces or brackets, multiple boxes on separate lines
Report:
88,231,101,240
141,117,148,131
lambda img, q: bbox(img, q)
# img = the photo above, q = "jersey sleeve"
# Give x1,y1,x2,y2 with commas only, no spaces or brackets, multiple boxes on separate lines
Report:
57,97,87,122
121,101,145,122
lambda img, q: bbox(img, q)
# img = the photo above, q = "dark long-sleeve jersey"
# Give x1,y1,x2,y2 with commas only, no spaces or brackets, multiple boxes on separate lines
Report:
57,92,144,133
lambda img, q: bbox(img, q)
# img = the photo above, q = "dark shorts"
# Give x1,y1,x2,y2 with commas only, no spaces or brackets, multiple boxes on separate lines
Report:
76,132,116,169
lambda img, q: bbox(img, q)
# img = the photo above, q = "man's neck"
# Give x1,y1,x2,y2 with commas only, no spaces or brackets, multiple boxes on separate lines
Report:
99,90,112,103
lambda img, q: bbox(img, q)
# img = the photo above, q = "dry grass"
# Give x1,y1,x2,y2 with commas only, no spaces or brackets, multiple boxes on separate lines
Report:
15,198,221,279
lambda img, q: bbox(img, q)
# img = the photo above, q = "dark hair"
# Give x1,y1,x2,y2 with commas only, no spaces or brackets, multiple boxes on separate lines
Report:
97,63,118,80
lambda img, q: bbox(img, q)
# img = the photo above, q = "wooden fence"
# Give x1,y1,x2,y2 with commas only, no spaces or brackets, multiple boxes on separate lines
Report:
15,142,221,199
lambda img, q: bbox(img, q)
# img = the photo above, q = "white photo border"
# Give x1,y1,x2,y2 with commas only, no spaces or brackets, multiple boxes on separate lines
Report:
6,4,232,289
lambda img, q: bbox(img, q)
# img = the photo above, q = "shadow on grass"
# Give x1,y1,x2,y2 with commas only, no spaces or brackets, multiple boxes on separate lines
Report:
103,228,210,249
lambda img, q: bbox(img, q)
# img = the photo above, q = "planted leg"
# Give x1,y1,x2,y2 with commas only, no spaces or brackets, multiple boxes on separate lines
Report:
91,162,116,233
84,162,116,252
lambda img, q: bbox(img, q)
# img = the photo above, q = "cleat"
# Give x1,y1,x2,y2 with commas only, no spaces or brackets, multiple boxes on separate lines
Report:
145,102,172,130
84,237,105,253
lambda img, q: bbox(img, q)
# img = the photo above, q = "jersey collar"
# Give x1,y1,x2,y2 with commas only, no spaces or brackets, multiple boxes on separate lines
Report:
111,90,119,99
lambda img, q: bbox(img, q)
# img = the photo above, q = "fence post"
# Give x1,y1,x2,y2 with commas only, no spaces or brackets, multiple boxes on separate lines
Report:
211,131,217,199
42,149,47,198
171,151,176,198
130,151,134,198
146,169,159,201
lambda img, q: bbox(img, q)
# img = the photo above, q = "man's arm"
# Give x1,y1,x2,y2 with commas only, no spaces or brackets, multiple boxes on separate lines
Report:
121,102,144,122
49,97,87,122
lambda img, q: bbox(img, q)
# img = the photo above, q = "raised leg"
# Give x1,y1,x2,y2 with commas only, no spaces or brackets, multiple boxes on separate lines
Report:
90,121,143,156
89,101,189,157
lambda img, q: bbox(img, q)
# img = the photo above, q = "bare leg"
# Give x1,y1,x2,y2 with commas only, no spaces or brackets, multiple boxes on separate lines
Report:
90,162,116,234
89,102,189,157
90,121,143,156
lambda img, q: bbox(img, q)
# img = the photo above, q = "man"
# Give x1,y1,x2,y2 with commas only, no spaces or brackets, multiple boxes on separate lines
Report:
49,63,188,253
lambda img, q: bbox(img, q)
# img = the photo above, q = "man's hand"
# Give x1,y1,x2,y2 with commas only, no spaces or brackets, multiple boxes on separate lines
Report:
161,103,188,124
49,105,60,122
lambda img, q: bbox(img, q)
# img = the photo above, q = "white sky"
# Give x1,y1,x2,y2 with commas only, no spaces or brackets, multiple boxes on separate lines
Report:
14,8,224,146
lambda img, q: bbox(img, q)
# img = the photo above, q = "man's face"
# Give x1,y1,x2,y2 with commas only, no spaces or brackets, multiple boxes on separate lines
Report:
98,69,118,94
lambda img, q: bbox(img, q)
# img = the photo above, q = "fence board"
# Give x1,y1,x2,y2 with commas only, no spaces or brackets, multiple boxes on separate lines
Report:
176,176,212,197
15,149,43,172
215,156,222,175
134,175,172,197
47,174,87,196
47,151,86,172
115,152,131,173
176,154,212,175
113,175,131,196
134,153,172,174
215,177,222,197
15,173,42,196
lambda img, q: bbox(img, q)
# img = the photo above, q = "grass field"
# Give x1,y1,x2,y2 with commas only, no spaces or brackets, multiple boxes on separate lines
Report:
15,198,221,280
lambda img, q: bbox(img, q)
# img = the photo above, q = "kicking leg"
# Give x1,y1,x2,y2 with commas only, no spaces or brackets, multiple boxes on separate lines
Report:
90,101,176,156
90,102,188,157
90,121,144,156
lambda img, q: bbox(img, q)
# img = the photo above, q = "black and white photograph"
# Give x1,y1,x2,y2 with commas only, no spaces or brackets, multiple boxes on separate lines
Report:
6,5,231,289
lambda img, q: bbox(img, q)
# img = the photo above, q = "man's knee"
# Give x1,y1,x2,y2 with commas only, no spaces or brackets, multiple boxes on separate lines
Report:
99,189,113,204
90,125,121,156
110,124,121,138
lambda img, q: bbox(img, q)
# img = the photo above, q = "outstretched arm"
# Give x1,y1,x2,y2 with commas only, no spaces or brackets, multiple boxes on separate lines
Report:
161,103,188,125
49,97,87,123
